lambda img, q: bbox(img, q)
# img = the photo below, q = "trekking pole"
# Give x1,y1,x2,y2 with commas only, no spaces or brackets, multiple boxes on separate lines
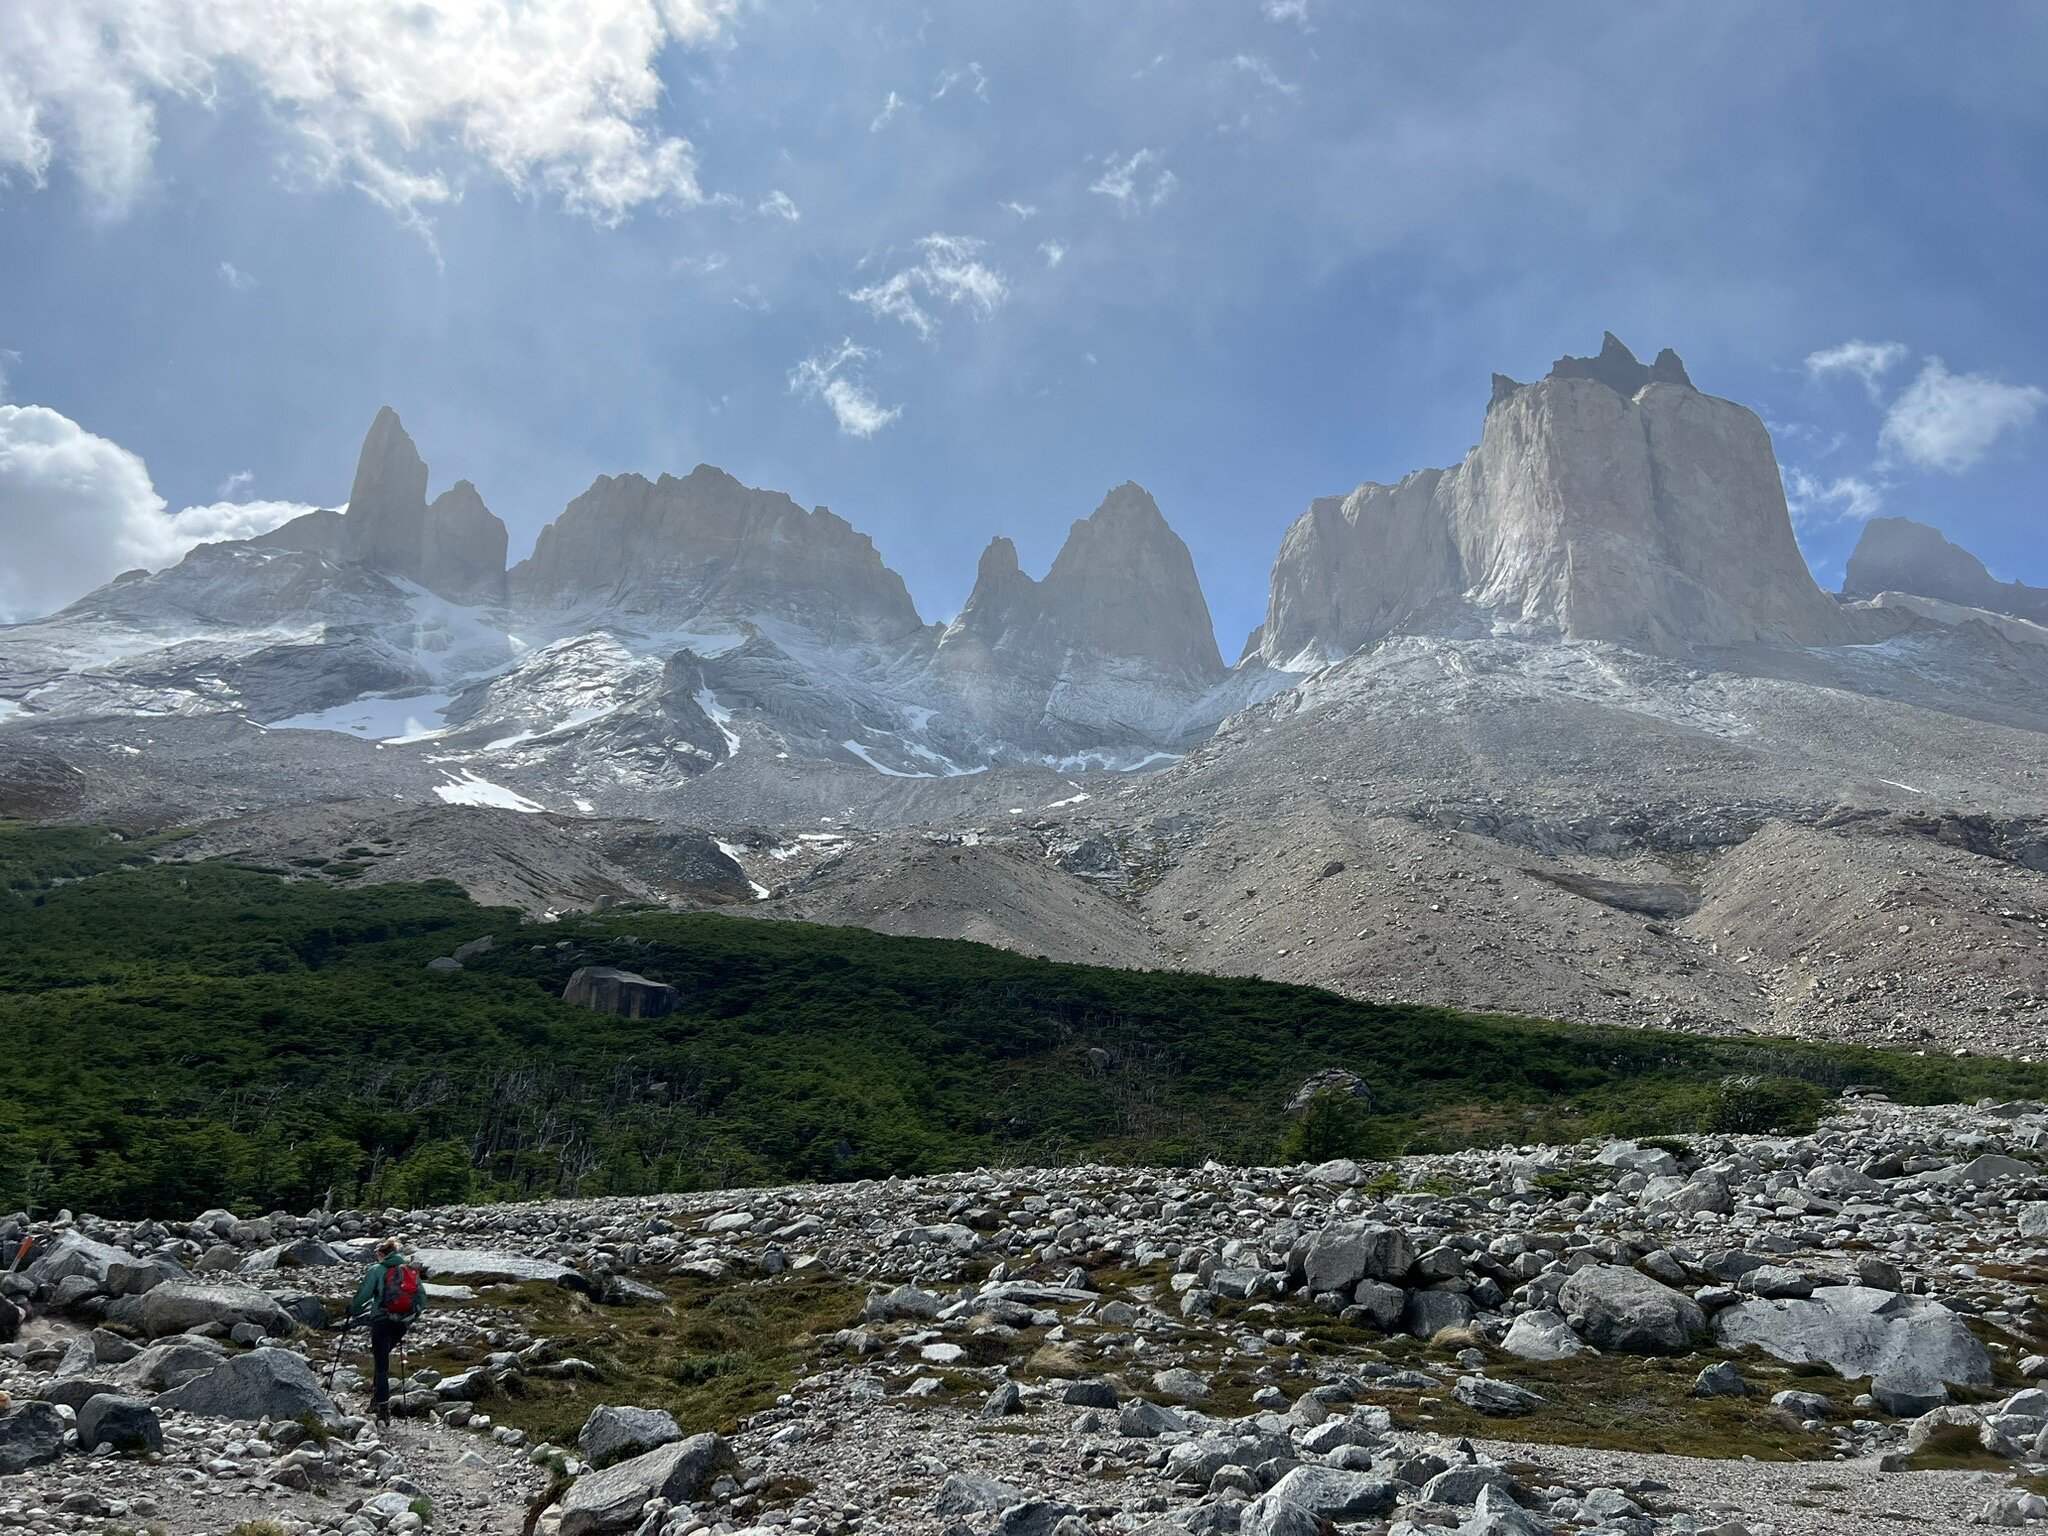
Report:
5,1237,30,1275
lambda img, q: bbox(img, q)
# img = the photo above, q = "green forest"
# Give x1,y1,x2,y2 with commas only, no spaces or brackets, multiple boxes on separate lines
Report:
4,820,2043,1218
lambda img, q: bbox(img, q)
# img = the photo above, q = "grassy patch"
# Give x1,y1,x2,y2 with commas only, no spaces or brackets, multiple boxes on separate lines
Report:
1905,1421,2009,1472
411,1271,864,1448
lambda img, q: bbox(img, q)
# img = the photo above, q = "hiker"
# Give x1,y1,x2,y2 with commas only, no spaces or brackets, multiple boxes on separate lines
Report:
345,1237,424,1424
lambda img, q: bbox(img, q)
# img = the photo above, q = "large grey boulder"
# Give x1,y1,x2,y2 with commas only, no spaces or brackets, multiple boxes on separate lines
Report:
0,1294,18,1343
408,1249,592,1293
562,966,680,1020
125,1339,230,1391
1263,1465,1397,1518
1237,1493,1324,1536
1454,1376,1545,1416
578,1404,682,1468
1714,1285,1992,1405
155,1347,342,1424
1501,1309,1584,1361
77,1395,163,1454
1302,1221,1414,1293
557,1433,735,1536
1559,1265,1705,1355
934,1473,1028,1516
140,1280,291,1339
0,1402,65,1475
1403,1289,1476,1339
26,1234,131,1289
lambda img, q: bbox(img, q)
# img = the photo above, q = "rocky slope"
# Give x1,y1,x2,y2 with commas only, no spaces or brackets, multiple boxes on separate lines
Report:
5,1098,2048,1534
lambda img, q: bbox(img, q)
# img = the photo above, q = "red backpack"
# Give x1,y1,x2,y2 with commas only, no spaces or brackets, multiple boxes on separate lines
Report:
380,1259,423,1318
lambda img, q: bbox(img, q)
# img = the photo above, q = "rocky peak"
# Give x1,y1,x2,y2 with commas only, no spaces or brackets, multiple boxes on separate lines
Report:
510,464,926,647
1261,335,1847,664
329,408,508,604
927,484,1225,754
945,483,1224,684
1843,516,2048,625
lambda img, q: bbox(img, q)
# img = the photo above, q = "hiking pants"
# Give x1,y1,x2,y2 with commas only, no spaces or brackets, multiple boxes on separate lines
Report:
369,1316,409,1406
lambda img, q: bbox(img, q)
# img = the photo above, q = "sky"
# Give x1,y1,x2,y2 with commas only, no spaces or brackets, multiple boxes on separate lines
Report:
1,0,2045,637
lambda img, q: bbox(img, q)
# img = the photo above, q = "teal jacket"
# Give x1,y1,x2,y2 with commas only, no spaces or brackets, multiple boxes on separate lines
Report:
349,1253,413,1322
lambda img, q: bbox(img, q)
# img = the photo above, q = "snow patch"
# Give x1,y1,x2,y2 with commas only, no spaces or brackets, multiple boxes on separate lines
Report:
434,772,545,813
841,739,934,778
267,692,459,744
696,688,742,756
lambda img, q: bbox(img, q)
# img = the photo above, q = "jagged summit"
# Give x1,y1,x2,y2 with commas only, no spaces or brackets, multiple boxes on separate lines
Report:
510,463,927,647
1490,333,1694,408
1264,333,1847,665
1844,516,2048,626
927,482,1226,753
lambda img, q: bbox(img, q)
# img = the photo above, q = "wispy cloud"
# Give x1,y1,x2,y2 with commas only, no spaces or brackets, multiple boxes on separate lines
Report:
1040,240,1066,267
1784,467,1884,526
932,62,989,102
1879,358,2048,473
788,341,901,438
870,91,905,132
217,260,256,292
217,468,254,497
1233,53,1300,98
1001,200,1037,220
1804,339,1907,400
1263,0,1314,27
1090,148,1176,214
848,234,1009,340
757,190,801,222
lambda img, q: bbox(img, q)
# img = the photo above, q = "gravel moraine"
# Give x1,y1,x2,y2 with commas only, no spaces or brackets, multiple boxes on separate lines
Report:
4,1096,2048,1536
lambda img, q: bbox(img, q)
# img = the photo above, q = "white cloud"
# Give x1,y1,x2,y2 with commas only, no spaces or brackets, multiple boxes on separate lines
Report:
1090,148,1176,214
1783,467,1884,527
0,348,17,401
847,234,1008,340
757,189,800,222
788,341,900,438
932,63,988,102
0,0,736,225
217,468,254,497
1804,339,1907,399
0,402,308,620
1233,54,1300,98
1879,358,2048,473
1001,200,1037,220
1263,0,1314,26
870,91,905,132
218,260,256,292
1040,240,1066,267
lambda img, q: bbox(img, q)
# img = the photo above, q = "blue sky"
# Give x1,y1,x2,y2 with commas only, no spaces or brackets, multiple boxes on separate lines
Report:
2,0,2044,637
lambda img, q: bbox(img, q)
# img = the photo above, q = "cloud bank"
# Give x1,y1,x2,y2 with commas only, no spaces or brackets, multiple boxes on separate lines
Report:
0,403,309,621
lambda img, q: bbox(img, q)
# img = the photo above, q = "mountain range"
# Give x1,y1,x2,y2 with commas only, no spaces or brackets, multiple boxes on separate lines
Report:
3,333,2043,1053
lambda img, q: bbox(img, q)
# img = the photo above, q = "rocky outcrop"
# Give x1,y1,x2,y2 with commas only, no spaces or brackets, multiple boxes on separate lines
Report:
341,409,509,604
1843,516,2048,624
1258,334,1851,666
927,483,1226,751
511,465,926,647
562,966,680,1019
